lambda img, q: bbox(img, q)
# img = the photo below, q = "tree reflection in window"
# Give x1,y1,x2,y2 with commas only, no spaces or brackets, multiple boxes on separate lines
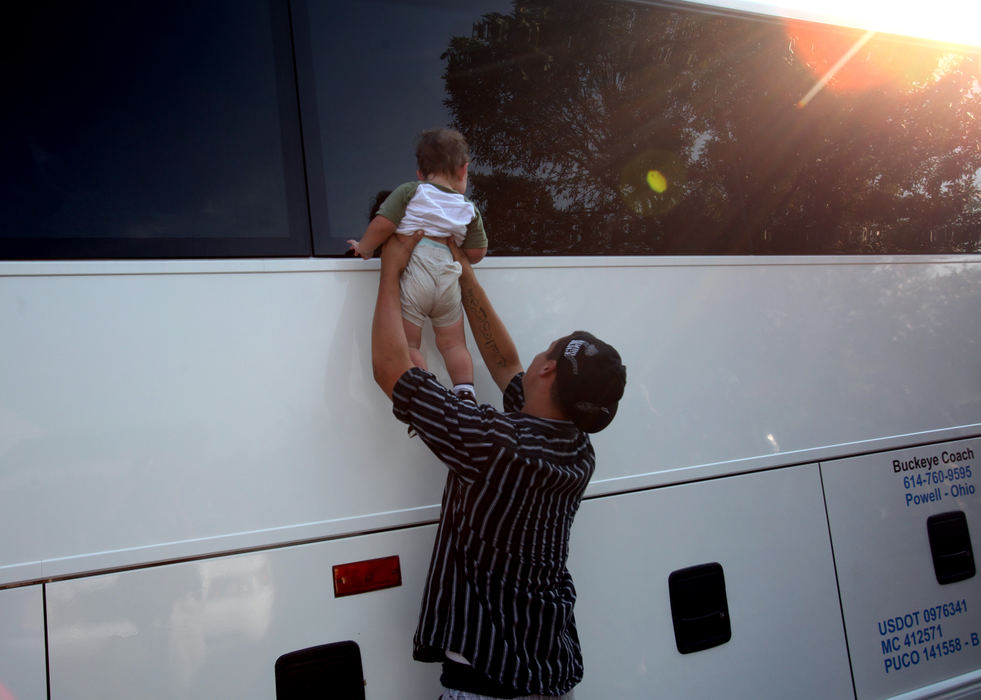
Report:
442,0,981,255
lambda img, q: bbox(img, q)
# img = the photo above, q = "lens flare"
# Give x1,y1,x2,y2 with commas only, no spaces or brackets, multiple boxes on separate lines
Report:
646,169,668,193
620,150,686,217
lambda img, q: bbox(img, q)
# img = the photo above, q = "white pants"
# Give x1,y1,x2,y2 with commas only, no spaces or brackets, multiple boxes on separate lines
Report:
400,237,462,328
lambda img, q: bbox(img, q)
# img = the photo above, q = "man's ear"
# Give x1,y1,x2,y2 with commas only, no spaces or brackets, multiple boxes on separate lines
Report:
539,358,557,377
416,169,425,181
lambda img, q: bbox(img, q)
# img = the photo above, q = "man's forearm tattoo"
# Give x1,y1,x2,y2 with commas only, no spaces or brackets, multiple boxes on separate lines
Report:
462,287,507,368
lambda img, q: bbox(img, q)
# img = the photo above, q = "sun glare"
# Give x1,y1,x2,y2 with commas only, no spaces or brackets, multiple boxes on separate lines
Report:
775,0,981,47
690,0,981,47
789,20,960,106
832,0,981,47
779,0,981,107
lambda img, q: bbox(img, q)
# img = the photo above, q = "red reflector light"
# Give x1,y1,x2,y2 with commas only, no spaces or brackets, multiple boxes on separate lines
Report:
333,555,402,598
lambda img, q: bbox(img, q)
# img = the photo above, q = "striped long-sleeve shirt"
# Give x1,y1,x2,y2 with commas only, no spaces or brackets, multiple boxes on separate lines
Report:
392,367,595,697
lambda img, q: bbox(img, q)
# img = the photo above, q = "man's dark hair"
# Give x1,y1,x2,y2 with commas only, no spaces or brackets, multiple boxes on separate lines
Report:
548,331,626,433
416,128,469,177
369,190,392,220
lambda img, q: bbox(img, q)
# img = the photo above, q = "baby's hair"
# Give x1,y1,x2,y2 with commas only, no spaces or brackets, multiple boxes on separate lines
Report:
416,128,469,178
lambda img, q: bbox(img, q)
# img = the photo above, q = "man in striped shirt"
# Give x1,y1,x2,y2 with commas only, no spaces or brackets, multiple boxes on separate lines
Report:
371,233,626,699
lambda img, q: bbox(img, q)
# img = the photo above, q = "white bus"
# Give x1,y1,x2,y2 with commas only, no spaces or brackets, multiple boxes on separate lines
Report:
1,1,979,698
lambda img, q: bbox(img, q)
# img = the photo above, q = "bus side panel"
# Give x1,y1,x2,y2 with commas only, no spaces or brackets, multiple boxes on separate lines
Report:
0,584,47,700
44,463,854,699
46,526,442,700
2,258,979,583
823,437,981,699
0,268,447,582
543,259,981,490
571,463,853,699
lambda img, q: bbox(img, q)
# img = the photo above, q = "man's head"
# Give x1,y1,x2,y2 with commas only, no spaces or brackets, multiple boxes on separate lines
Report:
546,331,626,433
416,128,469,180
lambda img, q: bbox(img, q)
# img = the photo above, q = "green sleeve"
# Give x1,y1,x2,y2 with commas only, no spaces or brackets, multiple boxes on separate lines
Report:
462,204,488,250
375,181,419,226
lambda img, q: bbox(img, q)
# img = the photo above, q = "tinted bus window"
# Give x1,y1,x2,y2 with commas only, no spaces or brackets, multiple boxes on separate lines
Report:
308,0,981,256
301,0,512,256
0,1,308,259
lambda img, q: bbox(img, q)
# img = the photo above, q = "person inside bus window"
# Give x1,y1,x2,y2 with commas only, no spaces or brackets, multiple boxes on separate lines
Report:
370,232,626,700
349,127,488,403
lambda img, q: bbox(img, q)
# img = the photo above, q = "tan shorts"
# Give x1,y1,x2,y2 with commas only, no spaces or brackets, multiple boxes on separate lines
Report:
400,237,463,328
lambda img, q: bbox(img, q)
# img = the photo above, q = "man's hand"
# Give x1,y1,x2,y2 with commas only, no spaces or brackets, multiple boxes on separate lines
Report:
447,238,476,288
380,230,423,275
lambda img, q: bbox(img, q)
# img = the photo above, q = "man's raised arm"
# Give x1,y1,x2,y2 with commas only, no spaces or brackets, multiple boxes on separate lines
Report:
371,233,421,398
449,242,523,393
